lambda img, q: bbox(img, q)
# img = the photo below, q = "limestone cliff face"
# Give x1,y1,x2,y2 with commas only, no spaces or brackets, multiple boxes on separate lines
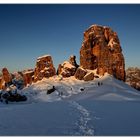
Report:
80,24,125,81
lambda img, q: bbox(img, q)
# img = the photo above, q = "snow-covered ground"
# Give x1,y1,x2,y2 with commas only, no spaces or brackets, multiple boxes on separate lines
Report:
0,74,140,136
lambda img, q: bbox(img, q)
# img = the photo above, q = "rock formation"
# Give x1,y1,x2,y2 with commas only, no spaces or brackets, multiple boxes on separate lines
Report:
0,24,126,90
23,70,34,86
0,77,3,89
74,67,87,80
83,72,94,81
57,55,78,77
34,55,56,82
2,68,12,88
80,24,125,81
2,68,12,84
69,55,79,68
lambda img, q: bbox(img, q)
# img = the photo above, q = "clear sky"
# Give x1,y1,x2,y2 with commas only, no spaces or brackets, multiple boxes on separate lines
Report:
0,4,140,72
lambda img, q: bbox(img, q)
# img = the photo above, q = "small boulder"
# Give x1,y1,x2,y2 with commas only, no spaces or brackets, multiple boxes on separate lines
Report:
84,72,94,81
74,67,87,80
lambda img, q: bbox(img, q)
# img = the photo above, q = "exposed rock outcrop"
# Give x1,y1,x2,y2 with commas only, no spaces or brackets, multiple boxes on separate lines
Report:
57,55,78,77
0,77,3,89
23,70,34,86
80,24,125,81
69,55,79,68
2,68,12,84
74,67,87,80
2,68,12,88
34,55,56,82
83,72,94,81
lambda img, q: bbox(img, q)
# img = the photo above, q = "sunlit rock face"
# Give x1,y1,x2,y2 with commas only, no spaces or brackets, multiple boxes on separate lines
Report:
80,24,125,81
57,55,78,78
69,55,79,68
74,67,87,80
34,55,56,82
23,70,34,86
0,77,3,89
2,68,12,84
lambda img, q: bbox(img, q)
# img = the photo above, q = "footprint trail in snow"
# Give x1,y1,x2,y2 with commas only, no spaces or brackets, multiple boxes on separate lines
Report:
69,101,94,136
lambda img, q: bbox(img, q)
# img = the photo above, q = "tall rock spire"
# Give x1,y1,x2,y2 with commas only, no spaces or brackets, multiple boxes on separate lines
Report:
80,24,125,81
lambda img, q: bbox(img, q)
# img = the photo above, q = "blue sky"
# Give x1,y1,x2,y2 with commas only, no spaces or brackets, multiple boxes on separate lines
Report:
0,4,140,72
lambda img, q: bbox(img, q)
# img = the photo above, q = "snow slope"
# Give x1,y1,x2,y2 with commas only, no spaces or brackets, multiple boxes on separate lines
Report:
0,74,140,136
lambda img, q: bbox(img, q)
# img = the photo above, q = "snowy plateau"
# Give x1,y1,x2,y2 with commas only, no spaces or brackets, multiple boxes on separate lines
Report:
0,73,140,136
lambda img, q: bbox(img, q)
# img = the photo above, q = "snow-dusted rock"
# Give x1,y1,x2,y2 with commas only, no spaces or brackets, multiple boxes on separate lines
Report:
69,55,79,68
57,55,78,78
23,70,34,86
84,72,94,81
80,25,125,81
74,67,87,80
34,55,56,82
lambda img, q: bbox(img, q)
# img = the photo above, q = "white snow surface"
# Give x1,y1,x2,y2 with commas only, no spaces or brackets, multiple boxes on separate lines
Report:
62,61,75,69
0,73,140,136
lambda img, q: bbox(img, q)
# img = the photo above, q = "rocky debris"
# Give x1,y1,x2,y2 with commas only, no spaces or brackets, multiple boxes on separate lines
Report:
2,68,12,88
23,70,34,86
80,24,125,81
57,55,78,77
83,72,94,81
74,67,87,80
34,55,56,82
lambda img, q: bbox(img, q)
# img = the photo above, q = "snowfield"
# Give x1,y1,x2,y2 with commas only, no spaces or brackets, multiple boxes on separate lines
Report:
0,74,140,136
